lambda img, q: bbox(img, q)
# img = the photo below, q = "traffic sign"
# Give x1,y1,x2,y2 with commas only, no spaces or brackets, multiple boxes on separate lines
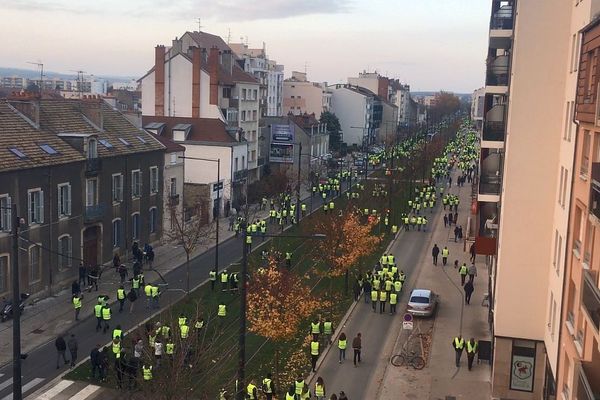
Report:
403,321,414,330
403,313,413,322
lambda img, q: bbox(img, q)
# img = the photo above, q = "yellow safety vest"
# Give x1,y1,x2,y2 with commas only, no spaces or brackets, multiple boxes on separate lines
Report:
161,326,170,337
371,290,378,301
338,339,347,349
263,378,273,393
394,281,402,292
459,266,468,275
323,321,332,334
117,288,125,300
442,248,449,257
209,271,216,281
311,322,320,334
286,393,296,400
247,384,257,399
113,329,122,339
143,365,152,380
166,343,174,354
454,337,465,349
132,277,140,289
73,297,81,309
102,307,111,320
390,293,398,305
144,285,152,296
310,341,319,356
218,304,227,317
112,341,121,357
221,273,228,283
151,286,159,297
467,340,478,353
94,304,103,317
180,325,189,339
295,380,305,395
315,383,325,396
379,291,387,302
149,333,156,348
178,317,187,326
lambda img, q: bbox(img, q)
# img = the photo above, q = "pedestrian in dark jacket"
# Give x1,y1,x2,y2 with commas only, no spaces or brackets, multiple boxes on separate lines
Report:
443,214,448,227
67,334,78,367
469,243,476,263
339,391,348,400
448,213,453,226
432,244,440,265
118,264,128,284
127,288,137,314
454,212,458,225
352,279,361,302
363,279,371,304
352,333,362,366
71,280,80,296
78,263,87,287
55,335,68,369
454,226,460,242
99,347,109,381
464,281,474,305
90,344,101,380
113,253,121,272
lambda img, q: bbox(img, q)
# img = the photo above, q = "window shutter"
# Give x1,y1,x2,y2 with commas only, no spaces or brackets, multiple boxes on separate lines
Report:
6,197,11,231
28,192,33,225
39,191,44,223
57,186,62,216
66,185,72,215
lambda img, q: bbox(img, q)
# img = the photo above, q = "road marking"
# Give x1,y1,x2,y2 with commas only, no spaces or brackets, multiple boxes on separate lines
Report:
35,380,75,400
1,378,44,400
67,385,100,400
0,378,13,392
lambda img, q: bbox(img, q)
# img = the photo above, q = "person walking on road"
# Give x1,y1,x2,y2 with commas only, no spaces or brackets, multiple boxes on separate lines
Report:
339,391,348,400
315,376,326,400
468,263,477,283
443,214,448,228
72,293,82,321
469,242,476,263
310,338,320,372
262,373,275,400
452,335,465,367
67,333,78,368
379,290,387,314
459,263,468,286
466,338,478,371
371,288,378,312
55,335,69,369
442,246,449,266
432,244,440,265
352,333,362,367
127,287,137,313
117,285,126,313
90,344,101,380
464,280,474,305
363,278,371,304
338,333,347,363
101,303,112,334
454,226,460,242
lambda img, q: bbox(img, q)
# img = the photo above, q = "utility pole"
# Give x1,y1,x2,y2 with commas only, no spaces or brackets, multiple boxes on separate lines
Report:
26,61,43,92
296,142,302,224
238,231,249,400
11,203,22,400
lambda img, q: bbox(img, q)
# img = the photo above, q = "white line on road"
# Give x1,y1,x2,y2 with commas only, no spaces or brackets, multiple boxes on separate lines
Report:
35,380,74,400
0,378,13,392
67,385,100,400
1,378,44,400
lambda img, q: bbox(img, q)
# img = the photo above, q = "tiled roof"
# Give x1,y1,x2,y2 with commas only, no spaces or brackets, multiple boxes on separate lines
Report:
38,99,165,157
142,115,236,144
0,100,86,172
186,31,232,53
150,131,186,153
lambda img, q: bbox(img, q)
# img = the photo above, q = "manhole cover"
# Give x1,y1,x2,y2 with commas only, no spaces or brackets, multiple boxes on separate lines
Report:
32,328,44,334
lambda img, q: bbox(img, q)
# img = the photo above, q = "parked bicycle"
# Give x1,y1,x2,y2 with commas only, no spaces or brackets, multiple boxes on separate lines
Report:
391,350,425,370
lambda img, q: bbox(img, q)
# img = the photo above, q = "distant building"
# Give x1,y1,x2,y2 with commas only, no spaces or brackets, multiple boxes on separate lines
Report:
470,87,485,131
282,71,331,119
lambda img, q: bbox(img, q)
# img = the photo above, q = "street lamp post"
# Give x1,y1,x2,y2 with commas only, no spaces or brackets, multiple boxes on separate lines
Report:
237,231,325,400
179,156,221,291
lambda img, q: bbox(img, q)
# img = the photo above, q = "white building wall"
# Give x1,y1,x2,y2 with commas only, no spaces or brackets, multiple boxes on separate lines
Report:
330,87,367,146
347,76,379,95
141,71,155,116
283,81,326,118
165,54,192,117
236,82,260,173
162,151,185,236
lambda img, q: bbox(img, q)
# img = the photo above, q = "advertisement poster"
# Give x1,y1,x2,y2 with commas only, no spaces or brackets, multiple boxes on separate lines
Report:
270,124,295,163
510,354,535,392
271,124,295,143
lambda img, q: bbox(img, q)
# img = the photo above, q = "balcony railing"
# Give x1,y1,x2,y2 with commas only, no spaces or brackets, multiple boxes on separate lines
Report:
85,158,102,176
483,121,505,142
84,203,105,223
233,169,248,182
479,175,501,195
490,3,514,30
582,270,600,332
486,55,510,86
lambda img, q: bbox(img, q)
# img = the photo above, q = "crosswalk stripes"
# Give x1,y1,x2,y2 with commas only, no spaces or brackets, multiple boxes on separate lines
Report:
1,378,44,400
0,378,13,392
24,380,103,400
66,385,100,400
34,380,74,400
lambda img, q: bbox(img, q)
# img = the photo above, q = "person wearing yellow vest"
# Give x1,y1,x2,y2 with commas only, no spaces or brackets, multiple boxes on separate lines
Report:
94,301,103,332
389,292,398,315
209,270,217,291
442,246,449,266
315,376,326,400
371,289,378,312
101,305,111,334
180,323,190,339
300,385,311,399
294,377,305,396
286,386,297,400
459,263,468,286
220,269,229,292
466,338,478,370
310,339,320,372
151,285,160,309
144,284,153,309
246,380,258,400
165,340,174,358
142,364,153,381
161,324,171,339
310,319,321,341
379,290,387,314
322,319,333,345
117,285,126,313
394,279,402,293
262,372,275,400
217,303,227,329
178,314,187,327
338,332,347,363
111,337,121,359
112,325,123,340
72,294,82,321
452,335,465,367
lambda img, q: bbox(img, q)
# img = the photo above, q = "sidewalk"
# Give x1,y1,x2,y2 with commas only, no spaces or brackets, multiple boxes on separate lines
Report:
377,172,491,399
0,205,269,368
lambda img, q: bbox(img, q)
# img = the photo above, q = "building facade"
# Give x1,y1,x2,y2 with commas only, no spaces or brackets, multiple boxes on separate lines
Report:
282,71,331,119
0,95,165,298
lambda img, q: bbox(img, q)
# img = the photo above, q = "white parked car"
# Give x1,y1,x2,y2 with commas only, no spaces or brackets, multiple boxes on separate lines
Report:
407,289,438,317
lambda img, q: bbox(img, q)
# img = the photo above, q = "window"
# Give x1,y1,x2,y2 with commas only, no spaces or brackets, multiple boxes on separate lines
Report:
118,138,131,147
170,178,177,197
29,245,41,283
58,235,72,270
28,189,44,224
136,136,147,144
86,178,98,206
242,155,245,168
99,139,113,149
558,235,563,273
131,170,141,198
0,255,7,293
559,166,565,206
222,87,231,98
241,110,246,121
234,157,239,172
150,166,159,194
0,195,11,232
553,230,559,267
87,138,98,159
242,89,247,100
39,144,58,155
564,102,571,141
112,219,122,248
149,208,157,234
252,110,257,121
253,89,258,100
568,101,574,142
132,213,140,240
57,183,71,217
112,174,123,203
170,153,177,165
581,131,591,177
9,148,26,159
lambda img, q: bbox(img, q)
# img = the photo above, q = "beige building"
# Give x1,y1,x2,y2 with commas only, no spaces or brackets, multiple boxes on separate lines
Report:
282,71,331,118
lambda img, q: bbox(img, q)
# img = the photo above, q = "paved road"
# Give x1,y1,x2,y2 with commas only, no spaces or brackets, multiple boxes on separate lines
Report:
0,178,356,399
310,184,445,399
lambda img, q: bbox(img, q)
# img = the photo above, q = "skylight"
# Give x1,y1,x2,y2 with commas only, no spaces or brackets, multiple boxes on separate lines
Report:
9,148,27,159
99,139,114,149
136,136,147,144
118,138,131,147
39,144,58,155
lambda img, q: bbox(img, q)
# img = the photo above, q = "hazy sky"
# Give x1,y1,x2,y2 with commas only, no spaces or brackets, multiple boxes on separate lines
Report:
0,0,490,92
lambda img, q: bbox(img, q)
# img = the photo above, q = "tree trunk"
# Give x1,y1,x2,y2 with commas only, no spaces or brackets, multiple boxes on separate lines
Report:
274,348,280,398
186,253,190,294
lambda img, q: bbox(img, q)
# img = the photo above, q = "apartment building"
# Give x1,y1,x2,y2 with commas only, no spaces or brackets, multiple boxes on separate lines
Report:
557,4,600,399
0,95,165,298
471,87,485,131
282,71,332,119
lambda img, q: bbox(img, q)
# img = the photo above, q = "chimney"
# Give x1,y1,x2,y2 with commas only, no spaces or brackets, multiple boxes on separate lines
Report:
7,93,40,128
222,49,233,76
208,46,220,106
192,47,202,118
171,37,182,55
80,97,104,130
155,45,166,116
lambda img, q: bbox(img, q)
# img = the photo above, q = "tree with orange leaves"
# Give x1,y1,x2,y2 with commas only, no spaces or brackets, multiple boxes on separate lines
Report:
247,256,321,388
309,206,381,294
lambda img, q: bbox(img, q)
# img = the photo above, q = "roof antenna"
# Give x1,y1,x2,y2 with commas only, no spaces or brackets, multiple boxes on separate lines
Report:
197,17,204,32
227,28,231,44
27,61,44,92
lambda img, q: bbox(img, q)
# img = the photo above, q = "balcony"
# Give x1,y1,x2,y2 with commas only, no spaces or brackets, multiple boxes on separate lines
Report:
577,362,600,400
85,158,102,176
486,55,510,86
233,169,248,182
592,163,600,220
582,270,600,332
84,203,106,224
482,121,505,142
490,1,514,30
479,174,501,195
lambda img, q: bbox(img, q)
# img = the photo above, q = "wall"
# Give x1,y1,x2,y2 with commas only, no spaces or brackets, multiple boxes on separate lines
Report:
330,87,367,146
283,81,326,118
162,150,185,238
141,70,155,117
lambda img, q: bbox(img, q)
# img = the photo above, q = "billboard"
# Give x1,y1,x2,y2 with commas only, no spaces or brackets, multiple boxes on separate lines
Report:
270,124,295,163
